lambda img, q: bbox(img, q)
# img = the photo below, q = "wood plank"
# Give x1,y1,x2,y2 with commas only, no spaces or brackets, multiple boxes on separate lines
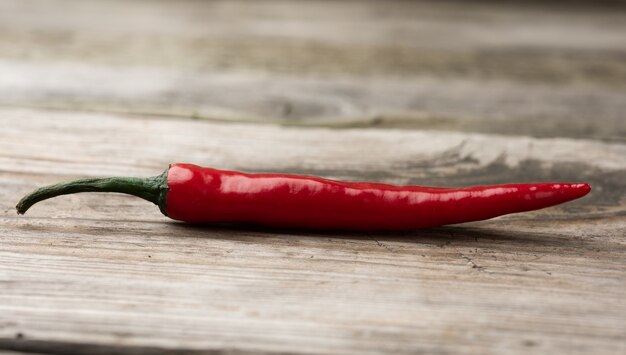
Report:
1,107,624,354
2,61,625,141
0,0,624,140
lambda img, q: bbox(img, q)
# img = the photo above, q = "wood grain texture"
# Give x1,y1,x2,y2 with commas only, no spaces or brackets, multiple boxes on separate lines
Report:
0,0,625,140
1,0,625,353
1,107,625,354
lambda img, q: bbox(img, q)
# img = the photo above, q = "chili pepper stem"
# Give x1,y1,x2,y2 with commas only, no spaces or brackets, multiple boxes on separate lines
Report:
16,170,169,216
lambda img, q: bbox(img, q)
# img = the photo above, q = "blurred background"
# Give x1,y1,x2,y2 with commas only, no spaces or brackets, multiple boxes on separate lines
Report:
1,0,624,140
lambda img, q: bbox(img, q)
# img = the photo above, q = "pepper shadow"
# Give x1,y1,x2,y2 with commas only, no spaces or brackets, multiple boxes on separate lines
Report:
165,221,593,255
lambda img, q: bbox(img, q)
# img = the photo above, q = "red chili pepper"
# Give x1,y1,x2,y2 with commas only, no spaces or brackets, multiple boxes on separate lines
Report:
16,163,590,231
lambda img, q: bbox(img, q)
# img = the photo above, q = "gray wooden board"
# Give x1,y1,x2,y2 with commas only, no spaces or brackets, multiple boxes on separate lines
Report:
0,107,625,354
0,0,625,140
1,0,625,353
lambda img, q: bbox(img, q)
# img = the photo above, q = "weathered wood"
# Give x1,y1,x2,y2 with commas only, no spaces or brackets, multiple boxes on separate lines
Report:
1,107,625,354
1,0,625,353
0,0,624,140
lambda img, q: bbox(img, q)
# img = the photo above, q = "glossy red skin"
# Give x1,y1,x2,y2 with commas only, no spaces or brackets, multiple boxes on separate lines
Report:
165,163,591,231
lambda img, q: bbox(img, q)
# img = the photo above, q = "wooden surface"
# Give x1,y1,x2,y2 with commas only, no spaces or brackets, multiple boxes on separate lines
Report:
1,0,626,140
1,1,625,354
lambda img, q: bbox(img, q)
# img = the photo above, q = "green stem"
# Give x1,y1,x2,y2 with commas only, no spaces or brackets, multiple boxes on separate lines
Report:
16,170,169,216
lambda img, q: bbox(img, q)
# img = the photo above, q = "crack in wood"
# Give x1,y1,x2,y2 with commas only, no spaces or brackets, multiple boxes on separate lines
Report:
459,253,485,272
